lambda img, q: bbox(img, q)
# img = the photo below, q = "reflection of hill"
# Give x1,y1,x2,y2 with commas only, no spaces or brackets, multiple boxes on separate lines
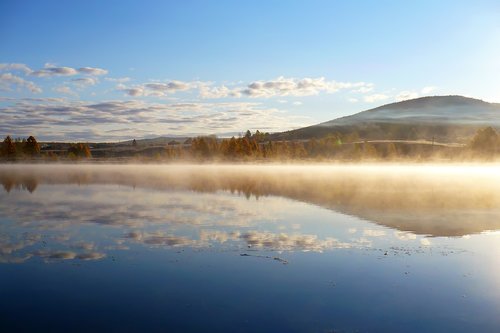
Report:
2,164,500,237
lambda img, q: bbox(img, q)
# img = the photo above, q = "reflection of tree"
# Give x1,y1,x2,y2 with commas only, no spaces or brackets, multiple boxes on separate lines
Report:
0,177,38,193
2,165,500,236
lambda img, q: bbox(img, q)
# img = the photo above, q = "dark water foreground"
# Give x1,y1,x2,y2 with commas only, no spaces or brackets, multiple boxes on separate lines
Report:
1,164,499,332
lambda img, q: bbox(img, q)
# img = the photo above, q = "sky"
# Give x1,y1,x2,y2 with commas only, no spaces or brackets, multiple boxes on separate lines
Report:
1,0,499,141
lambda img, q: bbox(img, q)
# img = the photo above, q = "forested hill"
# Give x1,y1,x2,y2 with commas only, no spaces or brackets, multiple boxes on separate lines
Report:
272,96,500,143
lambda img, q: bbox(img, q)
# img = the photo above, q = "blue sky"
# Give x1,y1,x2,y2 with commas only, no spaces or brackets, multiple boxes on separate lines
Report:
1,0,499,141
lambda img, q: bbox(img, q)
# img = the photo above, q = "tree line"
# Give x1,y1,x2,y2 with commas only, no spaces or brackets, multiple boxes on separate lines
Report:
0,135,91,160
2,126,500,162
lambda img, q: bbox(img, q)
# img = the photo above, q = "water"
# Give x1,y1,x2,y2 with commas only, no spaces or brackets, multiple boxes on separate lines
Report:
1,164,499,332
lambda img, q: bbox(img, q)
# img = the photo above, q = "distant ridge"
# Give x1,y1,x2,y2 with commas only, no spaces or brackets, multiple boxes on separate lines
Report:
272,96,500,143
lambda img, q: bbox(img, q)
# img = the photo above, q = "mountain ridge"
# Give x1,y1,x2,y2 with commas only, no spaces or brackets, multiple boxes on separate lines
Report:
272,95,500,143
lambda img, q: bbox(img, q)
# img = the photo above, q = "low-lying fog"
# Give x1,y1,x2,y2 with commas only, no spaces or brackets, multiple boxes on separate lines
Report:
2,163,500,236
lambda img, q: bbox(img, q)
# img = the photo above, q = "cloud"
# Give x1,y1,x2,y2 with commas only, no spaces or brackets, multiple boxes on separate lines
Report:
0,63,33,75
30,64,108,77
292,101,302,105
71,77,98,87
145,81,191,92
0,98,311,141
241,76,371,98
119,80,197,97
120,87,144,96
348,98,358,103
31,65,79,77
53,86,78,96
198,84,241,99
364,93,389,103
105,77,131,83
351,83,374,93
117,77,373,100
78,67,108,76
0,73,42,93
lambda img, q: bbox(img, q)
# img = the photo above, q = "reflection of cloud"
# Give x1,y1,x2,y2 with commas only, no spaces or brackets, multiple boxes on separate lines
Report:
76,252,106,260
34,250,77,260
72,242,95,251
30,249,106,261
239,231,351,252
199,230,240,244
394,231,417,241
143,234,194,247
420,238,431,246
2,164,500,266
363,229,386,237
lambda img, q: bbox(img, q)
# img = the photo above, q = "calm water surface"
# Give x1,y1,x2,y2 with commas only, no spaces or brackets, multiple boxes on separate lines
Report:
1,164,499,332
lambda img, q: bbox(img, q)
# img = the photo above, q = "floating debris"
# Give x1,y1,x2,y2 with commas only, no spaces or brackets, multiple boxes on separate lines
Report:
239,253,288,264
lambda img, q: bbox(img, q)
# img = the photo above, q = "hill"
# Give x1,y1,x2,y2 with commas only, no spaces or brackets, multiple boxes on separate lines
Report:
272,96,500,143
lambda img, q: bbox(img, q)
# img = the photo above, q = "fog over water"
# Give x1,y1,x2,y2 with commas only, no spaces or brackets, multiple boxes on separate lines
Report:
1,164,499,332
2,163,500,236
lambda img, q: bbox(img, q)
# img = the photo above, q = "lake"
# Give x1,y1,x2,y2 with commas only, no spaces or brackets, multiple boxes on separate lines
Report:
1,164,499,332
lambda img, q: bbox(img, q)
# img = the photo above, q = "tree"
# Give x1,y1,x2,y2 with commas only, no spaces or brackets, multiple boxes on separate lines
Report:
68,143,92,159
24,136,40,156
2,136,16,157
245,130,252,140
469,127,498,155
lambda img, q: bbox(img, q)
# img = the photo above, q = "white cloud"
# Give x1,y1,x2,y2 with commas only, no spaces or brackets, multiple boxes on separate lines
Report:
0,73,42,93
31,64,108,77
120,87,144,96
241,76,372,98
348,98,358,103
292,101,302,105
364,93,389,103
31,65,79,77
105,77,131,83
119,80,197,97
0,63,32,75
0,98,311,141
351,83,374,93
78,67,108,76
198,84,241,99
71,77,98,87
53,86,78,96
145,81,192,92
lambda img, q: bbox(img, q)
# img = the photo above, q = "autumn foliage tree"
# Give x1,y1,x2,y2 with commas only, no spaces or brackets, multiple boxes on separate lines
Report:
469,127,498,156
68,143,92,159
2,136,16,157
23,136,40,156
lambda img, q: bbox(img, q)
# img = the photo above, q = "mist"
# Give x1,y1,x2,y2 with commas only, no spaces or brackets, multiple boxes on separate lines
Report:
3,163,500,237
